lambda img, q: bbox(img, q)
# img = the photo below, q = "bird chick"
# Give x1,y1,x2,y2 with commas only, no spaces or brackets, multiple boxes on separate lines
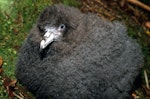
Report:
16,4,143,99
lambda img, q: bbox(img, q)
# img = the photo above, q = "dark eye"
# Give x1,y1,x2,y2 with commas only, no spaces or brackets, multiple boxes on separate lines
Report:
59,24,66,30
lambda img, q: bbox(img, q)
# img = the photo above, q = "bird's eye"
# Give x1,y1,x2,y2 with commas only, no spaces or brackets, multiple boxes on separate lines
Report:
59,24,66,30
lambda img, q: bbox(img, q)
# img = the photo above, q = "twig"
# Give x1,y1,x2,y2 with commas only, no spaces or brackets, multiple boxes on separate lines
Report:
13,92,24,99
127,0,150,11
144,70,150,89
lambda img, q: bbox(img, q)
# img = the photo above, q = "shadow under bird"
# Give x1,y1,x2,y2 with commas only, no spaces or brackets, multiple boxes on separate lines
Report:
16,4,144,99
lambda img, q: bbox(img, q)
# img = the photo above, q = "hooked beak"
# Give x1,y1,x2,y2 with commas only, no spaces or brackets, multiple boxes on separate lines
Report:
40,27,62,52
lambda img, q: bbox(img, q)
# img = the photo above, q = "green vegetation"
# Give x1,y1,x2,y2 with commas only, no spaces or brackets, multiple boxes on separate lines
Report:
62,0,80,7
0,0,13,14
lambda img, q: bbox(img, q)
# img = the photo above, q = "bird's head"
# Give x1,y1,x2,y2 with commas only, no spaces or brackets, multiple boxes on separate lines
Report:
37,4,72,52
39,23,66,52
33,4,85,57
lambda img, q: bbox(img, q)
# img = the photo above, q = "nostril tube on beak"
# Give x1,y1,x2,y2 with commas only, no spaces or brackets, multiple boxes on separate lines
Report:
44,32,50,38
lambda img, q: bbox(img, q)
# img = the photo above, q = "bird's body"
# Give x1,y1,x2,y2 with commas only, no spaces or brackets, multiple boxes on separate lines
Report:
16,4,143,99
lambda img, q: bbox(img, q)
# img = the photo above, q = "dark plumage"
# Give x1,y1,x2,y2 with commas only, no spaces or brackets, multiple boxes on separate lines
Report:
16,4,143,99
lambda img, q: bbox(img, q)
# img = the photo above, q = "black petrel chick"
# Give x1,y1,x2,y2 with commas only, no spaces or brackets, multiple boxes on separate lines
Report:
16,4,143,99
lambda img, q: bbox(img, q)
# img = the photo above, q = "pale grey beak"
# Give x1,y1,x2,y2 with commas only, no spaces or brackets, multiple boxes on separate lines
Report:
40,27,63,51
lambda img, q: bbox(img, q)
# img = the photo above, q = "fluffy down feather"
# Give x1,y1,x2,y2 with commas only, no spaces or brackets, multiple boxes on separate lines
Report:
16,4,143,99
